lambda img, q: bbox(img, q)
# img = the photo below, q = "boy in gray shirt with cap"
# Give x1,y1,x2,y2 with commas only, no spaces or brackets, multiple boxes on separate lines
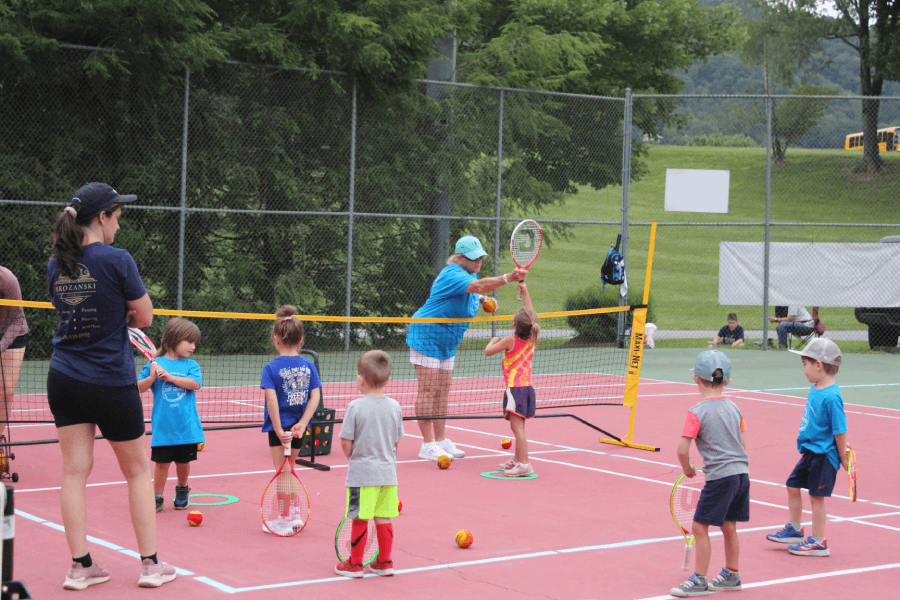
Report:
670,350,749,597
335,350,404,579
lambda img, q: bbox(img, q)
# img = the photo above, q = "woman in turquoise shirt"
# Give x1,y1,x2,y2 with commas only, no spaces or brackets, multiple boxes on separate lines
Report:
406,236,526,462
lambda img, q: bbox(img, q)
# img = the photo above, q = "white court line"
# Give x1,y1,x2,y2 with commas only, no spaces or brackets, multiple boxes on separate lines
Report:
633,562,900,600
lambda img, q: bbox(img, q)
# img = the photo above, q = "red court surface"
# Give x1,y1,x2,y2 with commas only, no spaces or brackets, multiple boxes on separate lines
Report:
7,376,900,599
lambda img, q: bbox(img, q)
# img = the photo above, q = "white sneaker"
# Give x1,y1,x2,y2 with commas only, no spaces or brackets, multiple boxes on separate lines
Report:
263,517,293,536
437,438,465,458
418,442,446,461
289,507,305,530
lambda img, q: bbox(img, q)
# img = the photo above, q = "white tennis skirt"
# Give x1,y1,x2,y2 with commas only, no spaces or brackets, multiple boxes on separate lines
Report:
409,349,455,371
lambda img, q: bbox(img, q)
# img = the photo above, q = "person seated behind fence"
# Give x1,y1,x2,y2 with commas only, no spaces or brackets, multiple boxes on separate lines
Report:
768,306,814,349
710,314,744,348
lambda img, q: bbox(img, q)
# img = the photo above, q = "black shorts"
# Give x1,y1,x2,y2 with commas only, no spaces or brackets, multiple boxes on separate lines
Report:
693,473,750,527
46,368,145,442
267,430,303,449
7,333,27,350
502,386,536,419
151,443,198,464
786,450,838,497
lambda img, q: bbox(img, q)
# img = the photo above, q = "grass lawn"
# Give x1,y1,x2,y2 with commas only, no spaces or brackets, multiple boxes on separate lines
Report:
496,145,900,337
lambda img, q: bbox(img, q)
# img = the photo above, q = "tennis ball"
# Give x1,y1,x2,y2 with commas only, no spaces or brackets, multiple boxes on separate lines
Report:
187,511,203,527
482,297,498,313
398,499,403,513
455,529,474,548
197,442,204,451
501,438,512,449
437,455,451,469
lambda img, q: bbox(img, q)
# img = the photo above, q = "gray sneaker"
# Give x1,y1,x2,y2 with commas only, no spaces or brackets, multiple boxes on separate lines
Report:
670,573,709,597
155,494,164,512
63,561,111,590
708,567,741,591
436,438,465,458
137,559,176,588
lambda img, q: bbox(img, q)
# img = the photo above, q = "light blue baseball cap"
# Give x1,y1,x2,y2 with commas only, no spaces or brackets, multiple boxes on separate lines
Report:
691,350,732,382
455,236,488,260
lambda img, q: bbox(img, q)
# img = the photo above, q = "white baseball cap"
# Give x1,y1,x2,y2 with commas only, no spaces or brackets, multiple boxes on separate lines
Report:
789,337,842,366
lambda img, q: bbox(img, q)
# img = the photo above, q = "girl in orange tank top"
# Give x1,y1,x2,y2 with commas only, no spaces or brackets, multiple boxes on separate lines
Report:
484,283,540,477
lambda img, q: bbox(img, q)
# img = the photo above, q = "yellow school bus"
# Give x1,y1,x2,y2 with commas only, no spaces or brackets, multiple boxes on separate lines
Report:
845,126,900,151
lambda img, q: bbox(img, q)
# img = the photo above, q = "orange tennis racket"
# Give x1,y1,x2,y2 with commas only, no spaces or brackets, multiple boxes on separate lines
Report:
671,469,705,570
261,443,310,537
847,448,857,502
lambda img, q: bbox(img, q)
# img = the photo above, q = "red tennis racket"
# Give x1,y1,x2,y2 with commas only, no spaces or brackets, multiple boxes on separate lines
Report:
671,469,705,570
127,327,158,362
261,443,310,537
335,516,379,566
510,219,542,300
847,448,857,502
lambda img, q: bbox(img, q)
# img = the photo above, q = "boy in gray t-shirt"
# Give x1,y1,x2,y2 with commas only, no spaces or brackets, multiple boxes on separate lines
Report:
335,351,404,579
670,351,749,598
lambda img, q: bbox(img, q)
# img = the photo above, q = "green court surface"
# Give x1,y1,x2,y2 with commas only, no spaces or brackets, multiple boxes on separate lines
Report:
640,348,900,410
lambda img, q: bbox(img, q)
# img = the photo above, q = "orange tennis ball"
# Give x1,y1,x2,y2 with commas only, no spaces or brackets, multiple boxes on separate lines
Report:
437,455,451,469
501,438,512,449
187,511,203,527
398,499,403,513
482,297,498,313
197,442,204,451
455,529,474,548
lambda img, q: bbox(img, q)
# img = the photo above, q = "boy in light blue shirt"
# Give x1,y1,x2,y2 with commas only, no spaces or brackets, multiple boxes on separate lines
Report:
766,338,849,557
138,318,204,512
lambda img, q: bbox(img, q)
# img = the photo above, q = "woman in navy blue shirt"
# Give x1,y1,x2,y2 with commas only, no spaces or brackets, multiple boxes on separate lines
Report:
47,183,175,590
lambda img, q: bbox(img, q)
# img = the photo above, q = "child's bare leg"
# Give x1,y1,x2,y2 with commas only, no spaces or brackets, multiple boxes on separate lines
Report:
153,462,170,496
508,414,528,464
810,495,827,538
721,521,740,571
691,522,711,577
787,486,803,525
269,445,285,470
175,462,190,487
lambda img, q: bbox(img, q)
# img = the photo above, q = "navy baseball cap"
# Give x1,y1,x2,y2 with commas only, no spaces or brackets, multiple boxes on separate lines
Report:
70,183,137,217
455,236,488,260
691,350,732,382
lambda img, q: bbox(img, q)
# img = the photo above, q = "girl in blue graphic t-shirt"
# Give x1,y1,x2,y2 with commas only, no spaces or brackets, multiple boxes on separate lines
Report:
405,235,527,463
259,305,322,535
137,318,203,513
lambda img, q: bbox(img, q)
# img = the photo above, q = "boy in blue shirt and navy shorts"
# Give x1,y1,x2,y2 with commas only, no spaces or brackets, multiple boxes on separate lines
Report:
766,338,849,557
670,351,749,597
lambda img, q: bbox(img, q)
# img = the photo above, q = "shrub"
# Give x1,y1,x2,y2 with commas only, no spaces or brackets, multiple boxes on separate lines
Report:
564,285,655,344
688,133,757,148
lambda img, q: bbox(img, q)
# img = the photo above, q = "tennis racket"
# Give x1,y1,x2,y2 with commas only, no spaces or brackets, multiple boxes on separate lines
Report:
335,516,379,566
510,219,543,301
128,327,158,362
261,443,310,537
671,469,705,571
847,448,857,502
128,327,164,377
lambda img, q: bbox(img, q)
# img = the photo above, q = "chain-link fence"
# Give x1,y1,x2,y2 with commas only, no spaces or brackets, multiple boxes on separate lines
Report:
3,46,899,356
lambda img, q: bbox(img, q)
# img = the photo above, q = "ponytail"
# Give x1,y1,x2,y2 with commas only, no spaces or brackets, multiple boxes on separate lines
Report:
51,203,122,278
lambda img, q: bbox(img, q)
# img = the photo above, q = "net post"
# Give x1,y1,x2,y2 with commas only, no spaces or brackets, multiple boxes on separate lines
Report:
600,222,659,452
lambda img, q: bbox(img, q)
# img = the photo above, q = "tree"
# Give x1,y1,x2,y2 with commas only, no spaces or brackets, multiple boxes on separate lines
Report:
742,0,900,174
771,84,841,162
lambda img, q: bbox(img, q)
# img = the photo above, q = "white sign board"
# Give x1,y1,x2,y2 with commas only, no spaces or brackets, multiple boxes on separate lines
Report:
664,169,730,213
719,242,900,307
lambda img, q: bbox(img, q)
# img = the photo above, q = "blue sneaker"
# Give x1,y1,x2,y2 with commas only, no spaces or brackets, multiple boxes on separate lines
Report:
789,536,829,557
174,485,190,510
669,573,708,597
766,523,805,544
708,567,741,591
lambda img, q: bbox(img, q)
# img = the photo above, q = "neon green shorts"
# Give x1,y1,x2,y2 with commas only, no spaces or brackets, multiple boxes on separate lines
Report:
346,485,399,520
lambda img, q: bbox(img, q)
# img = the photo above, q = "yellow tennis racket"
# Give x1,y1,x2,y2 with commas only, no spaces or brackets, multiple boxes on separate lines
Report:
847,448,857,502
670,469,705,570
